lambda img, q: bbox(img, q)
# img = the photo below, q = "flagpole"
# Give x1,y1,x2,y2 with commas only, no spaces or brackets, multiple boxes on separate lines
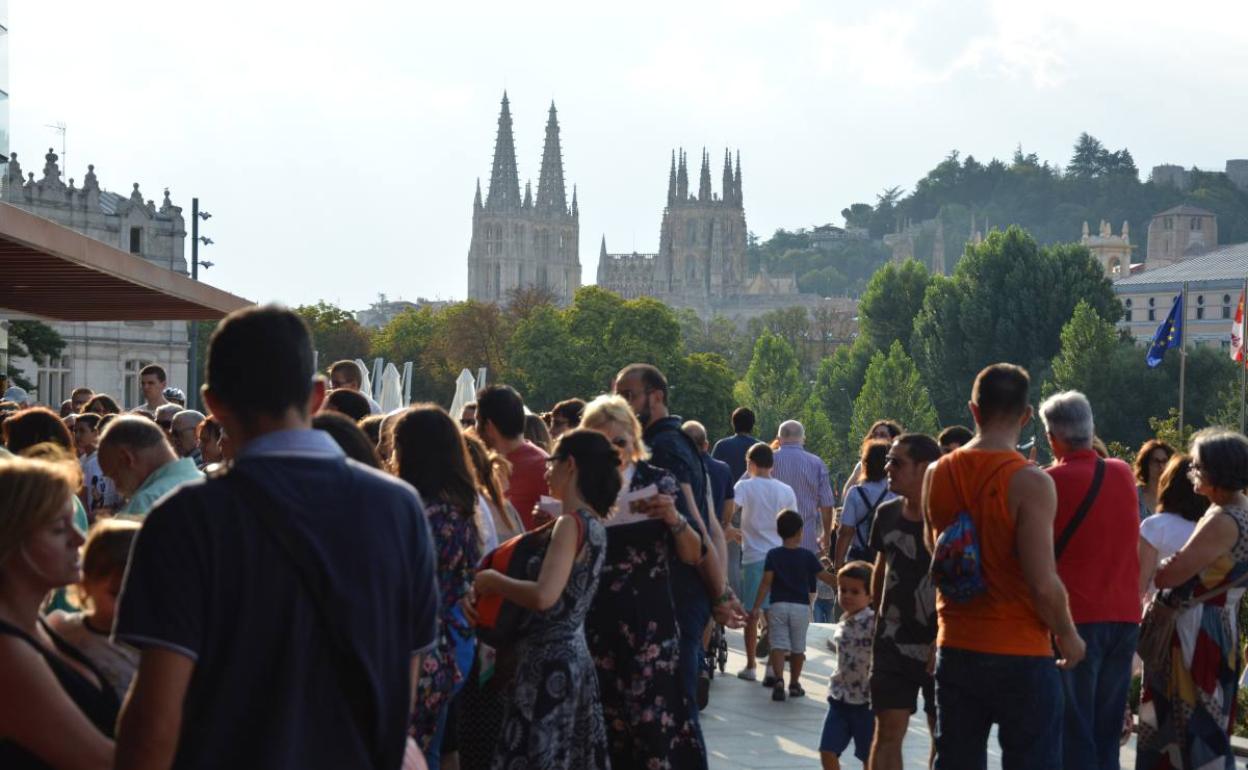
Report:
1179,281,1188,439
1241,276,1247,434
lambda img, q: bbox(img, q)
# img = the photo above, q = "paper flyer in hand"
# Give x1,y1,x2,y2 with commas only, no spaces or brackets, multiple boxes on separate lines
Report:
605,484,659,528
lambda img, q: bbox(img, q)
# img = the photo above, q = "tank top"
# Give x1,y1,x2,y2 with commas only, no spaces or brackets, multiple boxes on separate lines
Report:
926,449,1051,657
0,616,119,769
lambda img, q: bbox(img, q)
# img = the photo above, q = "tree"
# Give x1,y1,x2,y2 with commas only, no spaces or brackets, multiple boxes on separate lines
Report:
5,320,66,390
1068,133,1107,179
506,305,581,410
733,332,807,440
849,341,939,447
808,336,878,480
1045,301,1119,403
670,353,737,439
857,259,930,355
296,301,372,368
369,306,443,403
911,227,1121,424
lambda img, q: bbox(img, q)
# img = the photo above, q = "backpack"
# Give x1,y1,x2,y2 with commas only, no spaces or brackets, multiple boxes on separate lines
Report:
846,484,890,563
929,457,1018,604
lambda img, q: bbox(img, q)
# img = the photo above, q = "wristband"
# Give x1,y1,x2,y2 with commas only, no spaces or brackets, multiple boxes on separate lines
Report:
715,587,734,606
668,518,689,535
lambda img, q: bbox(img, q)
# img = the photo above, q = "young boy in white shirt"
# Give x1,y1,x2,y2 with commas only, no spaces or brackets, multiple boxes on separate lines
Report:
733,442,798,681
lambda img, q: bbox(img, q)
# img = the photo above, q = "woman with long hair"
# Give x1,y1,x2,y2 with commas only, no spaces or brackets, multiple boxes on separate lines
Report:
581,394,706,769
0,456,117,769
391,405,481,767
1134,439,1175,522
1137,430,1248,769
472,429,615,770
464,433,523,546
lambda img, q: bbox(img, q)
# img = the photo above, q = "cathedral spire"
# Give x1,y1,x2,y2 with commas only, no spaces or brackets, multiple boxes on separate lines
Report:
473,178,483,210
571,185,578,217
536,101,567,212
722,149,733,205
698,148,712,202
523,180,532,208
734,150,743,208
600,235,607,259
486,92,521,210
677,149,689,201
667,151,677,207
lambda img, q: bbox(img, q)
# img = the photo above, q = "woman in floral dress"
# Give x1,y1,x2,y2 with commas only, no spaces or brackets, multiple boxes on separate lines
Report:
471,429,617,770
392,406,482,767
1138,430,1248,770
582,395,708,770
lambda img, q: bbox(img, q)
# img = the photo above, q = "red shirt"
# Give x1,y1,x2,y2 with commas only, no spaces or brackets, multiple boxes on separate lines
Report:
506,441,549,531
1046,450,1141,625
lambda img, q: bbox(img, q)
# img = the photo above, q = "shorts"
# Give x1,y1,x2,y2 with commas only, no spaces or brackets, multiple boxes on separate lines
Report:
870,665,935,716
766,602,811,654
820,697,874,760
741,560,769,611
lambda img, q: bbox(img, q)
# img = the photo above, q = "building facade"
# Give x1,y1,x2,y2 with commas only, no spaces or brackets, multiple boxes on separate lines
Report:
3,149,190,407
597,148,828,323
467,94,580,305
1145,204,1217,269
1082,219,1134,278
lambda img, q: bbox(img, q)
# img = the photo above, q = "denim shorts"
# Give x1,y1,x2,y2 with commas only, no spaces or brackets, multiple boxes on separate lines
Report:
766,602,811,654
933,646,1062,770
820,697,873,760
741,560,770,611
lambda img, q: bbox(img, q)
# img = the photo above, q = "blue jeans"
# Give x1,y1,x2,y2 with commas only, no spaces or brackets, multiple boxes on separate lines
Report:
1061,622,1138,770
934,647,1063,770
676,585,712,734
812,598,836,623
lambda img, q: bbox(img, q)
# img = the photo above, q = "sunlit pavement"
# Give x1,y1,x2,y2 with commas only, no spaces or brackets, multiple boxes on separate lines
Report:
701,624,1139,769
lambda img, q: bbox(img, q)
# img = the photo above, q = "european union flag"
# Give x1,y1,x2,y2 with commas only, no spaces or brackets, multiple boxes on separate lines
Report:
1146,293,1184,369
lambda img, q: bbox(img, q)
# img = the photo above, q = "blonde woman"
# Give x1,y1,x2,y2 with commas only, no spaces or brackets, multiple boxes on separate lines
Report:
581,394,707,769
0,456,116,769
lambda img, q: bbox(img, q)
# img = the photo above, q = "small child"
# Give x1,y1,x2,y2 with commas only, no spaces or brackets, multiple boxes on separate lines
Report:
74,413,121,519
819,560,875,770
749,509,836,701
47,518,142,702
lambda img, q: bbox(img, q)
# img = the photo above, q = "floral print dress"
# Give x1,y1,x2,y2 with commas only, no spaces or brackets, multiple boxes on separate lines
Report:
1137,504,1248,770
586,460,707,770
492,507,610,770
412,499,480,752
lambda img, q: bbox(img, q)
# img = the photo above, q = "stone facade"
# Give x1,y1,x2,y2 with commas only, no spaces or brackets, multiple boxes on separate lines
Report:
1149,160,1248,193
1081,219,1134,278
3,149,189,407
467,94,580,305
596,148,829,323
1145,204,1217,269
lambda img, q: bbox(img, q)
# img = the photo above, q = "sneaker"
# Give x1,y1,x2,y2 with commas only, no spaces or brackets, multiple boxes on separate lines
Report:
789,682,805,698
697,672,710,711
771,681,786,701
761,674,778,688
736,667,757,682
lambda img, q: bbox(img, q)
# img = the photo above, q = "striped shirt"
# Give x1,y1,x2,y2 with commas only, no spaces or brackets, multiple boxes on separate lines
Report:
771,443,836,554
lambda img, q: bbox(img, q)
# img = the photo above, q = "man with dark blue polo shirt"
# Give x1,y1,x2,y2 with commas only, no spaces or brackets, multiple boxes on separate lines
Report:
114,305,438,770
712,407,758,483
615,364,745,736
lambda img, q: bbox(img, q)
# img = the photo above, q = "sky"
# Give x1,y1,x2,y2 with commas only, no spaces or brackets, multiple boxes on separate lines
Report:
12,0,1248,312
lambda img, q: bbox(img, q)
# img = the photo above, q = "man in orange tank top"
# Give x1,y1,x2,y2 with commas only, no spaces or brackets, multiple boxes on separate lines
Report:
921,363,1085,770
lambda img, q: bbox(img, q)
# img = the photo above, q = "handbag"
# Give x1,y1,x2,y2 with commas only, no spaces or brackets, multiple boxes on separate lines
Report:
473,513,585,648
1138,569,1248,671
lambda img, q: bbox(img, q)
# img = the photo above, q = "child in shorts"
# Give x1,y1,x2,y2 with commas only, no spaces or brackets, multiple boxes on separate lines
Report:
748,509,836,701
819,560,875,770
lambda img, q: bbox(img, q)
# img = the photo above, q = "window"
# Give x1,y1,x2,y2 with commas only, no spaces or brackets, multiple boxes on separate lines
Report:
1163,217,1174,230
1191,217,1202,231
123,358,152,409
1224,295,1234,319
1148,309,1156,322
494,263,501,299
129,227,142,254
686,220,697,245
1197,307,1205,320
1124,298,1133,323
1197,295,1204,305
36,357,71,405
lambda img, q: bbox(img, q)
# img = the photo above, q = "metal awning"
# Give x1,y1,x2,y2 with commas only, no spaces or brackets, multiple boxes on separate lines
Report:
0,201,250,321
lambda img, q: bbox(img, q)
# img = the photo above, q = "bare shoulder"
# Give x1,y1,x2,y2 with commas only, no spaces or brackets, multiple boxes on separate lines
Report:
1010,462,1054,494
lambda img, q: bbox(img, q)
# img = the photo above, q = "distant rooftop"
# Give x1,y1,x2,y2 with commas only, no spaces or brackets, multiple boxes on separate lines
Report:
1115,241,1248,287
1154,204,1216,218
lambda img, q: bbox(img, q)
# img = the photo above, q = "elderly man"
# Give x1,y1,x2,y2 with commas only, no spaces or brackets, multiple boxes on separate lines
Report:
771,420,835,555
1041,391,1140,770
99,415,204,516
170,410,205,466
154,403,181,436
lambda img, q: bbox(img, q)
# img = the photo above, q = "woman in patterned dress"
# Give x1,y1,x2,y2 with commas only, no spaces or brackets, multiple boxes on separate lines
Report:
471,429,618,770
392,406,482,767
1137,430,1248,770
581,394,708,769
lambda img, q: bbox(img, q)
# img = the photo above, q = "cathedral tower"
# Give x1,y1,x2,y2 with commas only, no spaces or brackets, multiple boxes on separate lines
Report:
467,94,581,304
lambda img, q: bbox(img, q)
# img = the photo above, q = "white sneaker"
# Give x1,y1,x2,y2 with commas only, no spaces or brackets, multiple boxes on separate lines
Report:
737,667,757,681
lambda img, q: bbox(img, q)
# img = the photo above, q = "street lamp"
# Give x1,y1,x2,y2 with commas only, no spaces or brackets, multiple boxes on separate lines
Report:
189,197,215,410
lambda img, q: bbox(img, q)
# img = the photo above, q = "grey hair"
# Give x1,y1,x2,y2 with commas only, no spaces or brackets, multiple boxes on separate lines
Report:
681,420,708,449
778,420,805,442
1039,390,1094,450
99,415,169,452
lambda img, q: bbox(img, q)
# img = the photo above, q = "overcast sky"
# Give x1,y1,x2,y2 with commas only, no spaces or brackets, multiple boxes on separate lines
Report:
13,0,1248,311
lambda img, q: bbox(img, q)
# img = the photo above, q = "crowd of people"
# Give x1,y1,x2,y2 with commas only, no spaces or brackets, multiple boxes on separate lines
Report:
0,303,1246,770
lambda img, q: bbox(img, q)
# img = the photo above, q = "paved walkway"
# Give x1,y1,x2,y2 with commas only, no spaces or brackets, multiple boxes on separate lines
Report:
701,623,1139,769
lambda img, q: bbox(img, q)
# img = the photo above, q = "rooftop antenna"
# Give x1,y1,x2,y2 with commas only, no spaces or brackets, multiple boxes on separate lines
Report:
44,122,67,176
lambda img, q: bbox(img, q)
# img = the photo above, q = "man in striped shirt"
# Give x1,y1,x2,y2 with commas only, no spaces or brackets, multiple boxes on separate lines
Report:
771,420,836,556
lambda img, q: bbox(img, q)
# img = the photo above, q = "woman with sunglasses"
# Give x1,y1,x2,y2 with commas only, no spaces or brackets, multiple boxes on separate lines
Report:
1137,429,1248,770
580,394,707,769
472,428,616,770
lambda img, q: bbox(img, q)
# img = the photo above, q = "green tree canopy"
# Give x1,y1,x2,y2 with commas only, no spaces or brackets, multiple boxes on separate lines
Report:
296,301,372,371
849,340,940,448
5,320,67,390
857,259,930,355
733,332,807,440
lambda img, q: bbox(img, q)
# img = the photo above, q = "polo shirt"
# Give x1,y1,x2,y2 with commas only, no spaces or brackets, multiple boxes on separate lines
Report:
1046,450,1141,625
118,457,204,517
704,453,735,524
505,440,549,530
711,433,758,482
644,416,711,624
115,429,438,770
771,443,836,554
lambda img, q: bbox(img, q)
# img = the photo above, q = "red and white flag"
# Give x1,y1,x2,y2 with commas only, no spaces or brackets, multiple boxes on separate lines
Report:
1232,289,1246,362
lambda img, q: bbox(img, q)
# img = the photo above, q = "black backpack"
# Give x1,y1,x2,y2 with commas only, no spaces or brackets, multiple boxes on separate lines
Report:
847,485,890,563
